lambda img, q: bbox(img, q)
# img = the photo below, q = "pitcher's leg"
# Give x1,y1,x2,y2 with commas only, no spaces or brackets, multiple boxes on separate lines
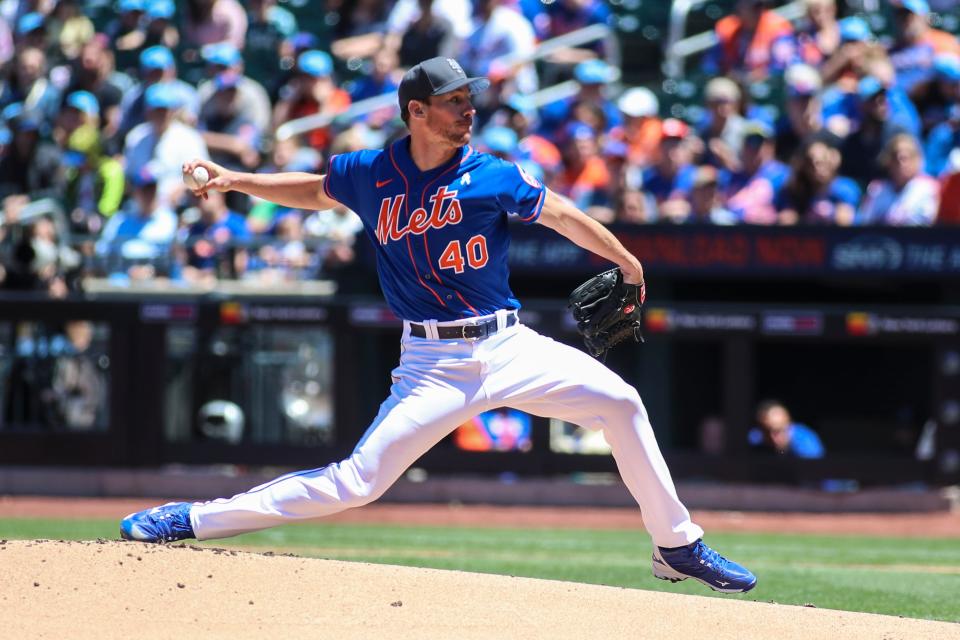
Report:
593,394,704,547
487,327,703,548
192,372,482,540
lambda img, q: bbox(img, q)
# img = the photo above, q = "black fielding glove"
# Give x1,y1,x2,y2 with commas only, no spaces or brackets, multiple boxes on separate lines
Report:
568,268,645,359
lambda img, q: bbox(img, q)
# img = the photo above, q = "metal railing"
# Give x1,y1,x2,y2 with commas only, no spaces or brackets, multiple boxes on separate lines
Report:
276,23,615,141
663,0,807,79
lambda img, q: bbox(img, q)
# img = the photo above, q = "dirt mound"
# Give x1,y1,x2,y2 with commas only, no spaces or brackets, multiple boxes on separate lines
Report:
0,540,956,640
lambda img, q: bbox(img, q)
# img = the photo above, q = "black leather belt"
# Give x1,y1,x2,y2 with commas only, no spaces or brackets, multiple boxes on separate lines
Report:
409,313,518,340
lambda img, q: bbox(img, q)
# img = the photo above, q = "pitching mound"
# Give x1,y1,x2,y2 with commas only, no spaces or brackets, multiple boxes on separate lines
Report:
1,540,955,640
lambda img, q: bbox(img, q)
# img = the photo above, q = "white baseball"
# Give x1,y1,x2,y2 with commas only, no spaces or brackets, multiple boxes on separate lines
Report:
184,166,210,190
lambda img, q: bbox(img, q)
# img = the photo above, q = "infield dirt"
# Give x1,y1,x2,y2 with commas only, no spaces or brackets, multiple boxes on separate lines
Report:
1,539,957,640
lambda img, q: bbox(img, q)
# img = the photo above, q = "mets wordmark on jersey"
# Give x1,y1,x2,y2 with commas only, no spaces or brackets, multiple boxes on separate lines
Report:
323,137,546,321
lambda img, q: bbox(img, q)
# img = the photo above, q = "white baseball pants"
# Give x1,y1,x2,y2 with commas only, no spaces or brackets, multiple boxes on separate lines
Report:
191,311,704,548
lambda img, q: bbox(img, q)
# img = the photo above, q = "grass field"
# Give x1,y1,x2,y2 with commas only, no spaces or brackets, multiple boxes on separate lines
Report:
2,517,958,623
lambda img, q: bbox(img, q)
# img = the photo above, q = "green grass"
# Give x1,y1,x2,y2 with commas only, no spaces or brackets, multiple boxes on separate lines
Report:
2,518,959,623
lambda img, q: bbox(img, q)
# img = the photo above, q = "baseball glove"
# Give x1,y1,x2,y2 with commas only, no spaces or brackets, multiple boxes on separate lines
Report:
568,268,645,359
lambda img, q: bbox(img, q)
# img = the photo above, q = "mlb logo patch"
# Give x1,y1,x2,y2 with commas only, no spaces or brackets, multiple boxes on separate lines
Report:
515,163,541,189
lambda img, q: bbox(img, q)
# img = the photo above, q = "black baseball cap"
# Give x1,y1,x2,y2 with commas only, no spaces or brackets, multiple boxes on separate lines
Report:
398,57,490,113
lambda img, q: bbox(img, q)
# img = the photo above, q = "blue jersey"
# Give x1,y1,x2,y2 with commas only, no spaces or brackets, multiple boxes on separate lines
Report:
324,136,546,321
748,423,825,459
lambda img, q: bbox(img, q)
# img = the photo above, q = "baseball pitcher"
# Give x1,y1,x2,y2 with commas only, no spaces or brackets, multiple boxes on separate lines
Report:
121,57,756,594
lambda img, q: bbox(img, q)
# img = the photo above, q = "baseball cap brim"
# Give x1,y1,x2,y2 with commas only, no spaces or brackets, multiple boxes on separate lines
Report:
398,57,491,113
431,76,490,97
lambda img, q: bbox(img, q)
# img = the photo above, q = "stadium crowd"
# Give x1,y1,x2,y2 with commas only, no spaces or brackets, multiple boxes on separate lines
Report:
1,0,960,295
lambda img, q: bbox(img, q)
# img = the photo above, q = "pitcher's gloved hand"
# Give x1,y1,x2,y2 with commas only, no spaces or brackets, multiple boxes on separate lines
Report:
568,267,645,359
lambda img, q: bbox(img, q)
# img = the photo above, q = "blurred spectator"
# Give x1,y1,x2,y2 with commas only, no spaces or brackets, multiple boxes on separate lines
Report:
0,11,12,68
697,76,746,172
198,71,262,179
270,31,319,103
887,0,960,95
479,125,518,161
555,122,610,214
248,136,321,233
326,0,392,60
775,0,841,71
705,0,794,82
117,46,200,143
273,50,351,152
533,0,611,65
777,132,860,225
925,103,960,177
724,120,788,224
822,56,921,141
41,320,107,431
386,0,471,63
179,189,249,283
498,94,562,187
858,133,939,225
0,214,79,297
641,118,696,221
197,42,271,134
749,399,825,458
391,0,459,68
65,35,126,151
107,0,148,76
775,63,823,163
863,58,922,136
123,82,210,205
912,53,960,134
542,60,622,140
0,104,62,201
95,163,176,279
47,0,94,62
54,89,99,149
303,202,362,262
183,0,248,51
141,0,181,53
252,212,316,282
615,188,658,224
62,122,124,235
820,15,875,86
685,165,737,225
0,46,61,130
598,139,630,218
570,59,622,133
460,0,538,101
612,87,661,167
104,0,144,42
243,0,297,90
15,12,48,54
839,76,912,188
347,48,401,103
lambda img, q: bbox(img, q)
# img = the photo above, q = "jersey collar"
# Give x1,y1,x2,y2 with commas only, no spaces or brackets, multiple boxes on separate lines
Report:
391,135,471,184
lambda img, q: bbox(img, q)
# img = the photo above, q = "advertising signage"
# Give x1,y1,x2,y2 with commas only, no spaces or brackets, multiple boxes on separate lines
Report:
507,225,960,277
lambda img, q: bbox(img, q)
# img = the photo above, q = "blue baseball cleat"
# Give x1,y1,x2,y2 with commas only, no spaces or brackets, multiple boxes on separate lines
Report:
120,502,195,543
652,539,757,593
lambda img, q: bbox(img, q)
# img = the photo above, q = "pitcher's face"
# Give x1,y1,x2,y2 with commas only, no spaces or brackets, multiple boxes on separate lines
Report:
421,87,476,147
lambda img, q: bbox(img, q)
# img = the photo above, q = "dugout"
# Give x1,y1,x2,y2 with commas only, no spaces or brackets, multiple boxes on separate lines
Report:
3,222,960,490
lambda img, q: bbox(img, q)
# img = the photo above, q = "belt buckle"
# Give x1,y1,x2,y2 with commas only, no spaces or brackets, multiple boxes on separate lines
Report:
461,323,483,342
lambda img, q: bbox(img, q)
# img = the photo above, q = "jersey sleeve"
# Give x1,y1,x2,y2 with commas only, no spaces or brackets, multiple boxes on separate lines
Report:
499,161,547,224
322,150,377,213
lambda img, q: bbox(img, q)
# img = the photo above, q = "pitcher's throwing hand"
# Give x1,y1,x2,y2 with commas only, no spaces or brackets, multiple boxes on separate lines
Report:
181,159,232,199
